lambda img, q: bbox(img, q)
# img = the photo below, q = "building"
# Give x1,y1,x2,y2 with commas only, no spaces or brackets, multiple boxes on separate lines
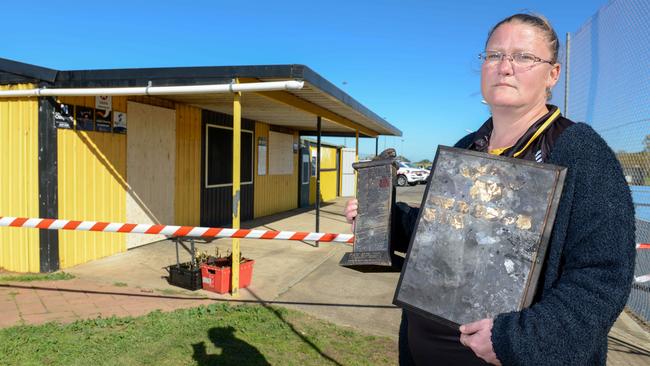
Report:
0,58,401,273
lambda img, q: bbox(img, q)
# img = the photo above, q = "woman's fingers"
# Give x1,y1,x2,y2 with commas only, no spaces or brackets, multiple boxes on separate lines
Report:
344,199,359,224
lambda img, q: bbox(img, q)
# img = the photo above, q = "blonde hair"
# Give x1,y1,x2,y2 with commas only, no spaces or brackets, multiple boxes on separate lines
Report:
486,13,560,99
486,13,560,63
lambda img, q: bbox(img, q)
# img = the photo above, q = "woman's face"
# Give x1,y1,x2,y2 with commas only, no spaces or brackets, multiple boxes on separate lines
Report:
481,22,560,111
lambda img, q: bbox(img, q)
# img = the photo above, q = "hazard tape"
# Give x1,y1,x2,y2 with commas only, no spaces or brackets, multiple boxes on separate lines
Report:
636,274,650,284
0,216,354,244
634,244,650,283
1,216,648,251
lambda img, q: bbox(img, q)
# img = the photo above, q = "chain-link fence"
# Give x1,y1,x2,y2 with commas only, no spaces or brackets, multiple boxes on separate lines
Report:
550,0,650,323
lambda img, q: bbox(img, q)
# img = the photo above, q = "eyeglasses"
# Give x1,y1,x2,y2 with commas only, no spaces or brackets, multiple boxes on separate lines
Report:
479,51,554,67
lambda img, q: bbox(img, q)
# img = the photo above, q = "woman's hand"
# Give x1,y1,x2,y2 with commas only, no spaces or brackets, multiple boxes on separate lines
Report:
459,318,501,365
343,198,358,231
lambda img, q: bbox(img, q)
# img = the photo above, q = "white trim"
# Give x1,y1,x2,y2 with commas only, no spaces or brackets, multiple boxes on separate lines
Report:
0,81,304,98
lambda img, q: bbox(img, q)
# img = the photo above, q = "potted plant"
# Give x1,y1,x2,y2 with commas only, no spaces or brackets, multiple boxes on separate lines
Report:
197,248,255,294
167,261,202,291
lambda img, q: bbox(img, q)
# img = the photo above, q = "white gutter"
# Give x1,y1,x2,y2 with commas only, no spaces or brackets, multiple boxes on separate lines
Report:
0,80,304,97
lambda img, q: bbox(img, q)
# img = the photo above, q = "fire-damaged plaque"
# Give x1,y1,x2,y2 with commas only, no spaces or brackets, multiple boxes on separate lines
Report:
394,146,566,327
340,152,398,271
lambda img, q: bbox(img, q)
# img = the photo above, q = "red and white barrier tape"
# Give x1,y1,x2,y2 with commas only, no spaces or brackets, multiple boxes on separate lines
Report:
2,216,650,278
0,216,354,244
635,244,650,284
636,274,650,284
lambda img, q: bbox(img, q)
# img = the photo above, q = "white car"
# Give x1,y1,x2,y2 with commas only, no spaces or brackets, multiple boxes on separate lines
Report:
396,162,429,186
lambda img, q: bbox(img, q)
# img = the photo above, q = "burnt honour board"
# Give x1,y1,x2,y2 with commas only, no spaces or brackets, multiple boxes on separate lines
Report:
394,146,566,327
340,158,396,270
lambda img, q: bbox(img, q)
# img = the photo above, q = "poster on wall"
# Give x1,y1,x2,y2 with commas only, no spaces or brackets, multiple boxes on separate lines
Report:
113,112,127,134
53,103,73,129
96,95,112,111
258,136,267,176
95,109,112,132
76,107,94,131
311,148,318,177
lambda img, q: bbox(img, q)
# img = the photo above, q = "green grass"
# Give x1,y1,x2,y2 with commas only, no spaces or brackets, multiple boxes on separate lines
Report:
0,272,75,282
113,282,128,287
0,303,397,366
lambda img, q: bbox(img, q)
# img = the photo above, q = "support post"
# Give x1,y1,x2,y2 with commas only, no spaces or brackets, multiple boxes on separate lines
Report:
38,96,59,272
355,130,359,197
231,82,242,297
375,136,379,157
316,116,321,247
564,32,570,118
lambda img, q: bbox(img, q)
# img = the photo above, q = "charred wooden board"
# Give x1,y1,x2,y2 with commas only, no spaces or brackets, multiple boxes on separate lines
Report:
394,146,566,327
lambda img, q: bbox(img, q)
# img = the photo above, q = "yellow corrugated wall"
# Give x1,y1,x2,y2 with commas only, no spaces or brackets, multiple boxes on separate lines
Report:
254,123,299,217
0,84,40,272
310,145,339,204
57,96,127,268
175,104,201,226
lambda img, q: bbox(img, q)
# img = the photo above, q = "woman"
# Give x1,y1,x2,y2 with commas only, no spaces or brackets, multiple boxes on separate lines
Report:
344,14,636,365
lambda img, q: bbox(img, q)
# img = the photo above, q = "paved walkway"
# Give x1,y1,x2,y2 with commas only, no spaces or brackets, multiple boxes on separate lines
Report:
1,196,649,365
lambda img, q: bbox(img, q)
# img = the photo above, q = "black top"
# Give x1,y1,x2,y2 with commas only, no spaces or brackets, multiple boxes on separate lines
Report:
398,112,634,365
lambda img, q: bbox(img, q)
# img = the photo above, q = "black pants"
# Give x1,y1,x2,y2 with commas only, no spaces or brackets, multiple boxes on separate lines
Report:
399,311,489,366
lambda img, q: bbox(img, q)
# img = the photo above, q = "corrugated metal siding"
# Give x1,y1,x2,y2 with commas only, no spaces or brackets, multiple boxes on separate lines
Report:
254,123,299,217
309,145,339,204
200,110,254,227
175,104,201,226
0,84,40,272
57,96,126,268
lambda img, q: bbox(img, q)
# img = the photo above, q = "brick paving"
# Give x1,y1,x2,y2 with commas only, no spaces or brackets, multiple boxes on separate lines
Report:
0,279,214,327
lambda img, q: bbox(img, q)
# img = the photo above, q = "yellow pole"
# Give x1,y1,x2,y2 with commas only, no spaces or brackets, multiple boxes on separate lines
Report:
231,82,241,297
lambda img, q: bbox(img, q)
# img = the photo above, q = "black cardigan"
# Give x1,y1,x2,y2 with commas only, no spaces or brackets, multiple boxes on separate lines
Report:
490,122,636,365
399,123,636,365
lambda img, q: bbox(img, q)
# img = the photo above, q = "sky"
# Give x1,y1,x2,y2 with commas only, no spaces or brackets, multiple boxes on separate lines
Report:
2,0,610,161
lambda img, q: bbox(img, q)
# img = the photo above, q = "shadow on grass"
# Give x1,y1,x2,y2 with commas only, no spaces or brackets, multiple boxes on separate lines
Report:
192,326,271,366
247,288,345,366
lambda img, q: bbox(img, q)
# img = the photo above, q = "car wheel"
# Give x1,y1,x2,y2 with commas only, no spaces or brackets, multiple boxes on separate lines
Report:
397,175,407,187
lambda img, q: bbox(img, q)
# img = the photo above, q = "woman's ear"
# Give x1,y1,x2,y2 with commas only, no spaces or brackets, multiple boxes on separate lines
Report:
547,62,561,90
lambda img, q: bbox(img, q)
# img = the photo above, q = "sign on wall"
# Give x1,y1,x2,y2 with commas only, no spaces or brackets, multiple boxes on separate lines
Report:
113,112,127,134
258,136,267,176
95,109,112,132
76,107,94,131
96,95,112,111
54,103,73,129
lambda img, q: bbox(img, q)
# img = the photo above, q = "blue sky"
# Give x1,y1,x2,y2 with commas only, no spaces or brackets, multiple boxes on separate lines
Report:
3,0,609,161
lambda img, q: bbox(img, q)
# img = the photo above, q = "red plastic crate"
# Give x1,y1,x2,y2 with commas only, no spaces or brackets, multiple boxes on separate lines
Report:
200,259,255,294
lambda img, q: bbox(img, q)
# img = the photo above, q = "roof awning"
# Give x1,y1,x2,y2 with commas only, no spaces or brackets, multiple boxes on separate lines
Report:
0,59,401,138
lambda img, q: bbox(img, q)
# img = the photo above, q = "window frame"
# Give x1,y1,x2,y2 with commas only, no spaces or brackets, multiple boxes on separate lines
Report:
204,123,254,189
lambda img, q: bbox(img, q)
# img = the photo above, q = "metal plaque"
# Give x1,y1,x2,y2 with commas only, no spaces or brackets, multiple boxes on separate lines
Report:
394,146,566,327
340,157,397,271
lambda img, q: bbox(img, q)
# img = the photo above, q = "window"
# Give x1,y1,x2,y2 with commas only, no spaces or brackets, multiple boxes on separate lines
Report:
205,124,253,188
